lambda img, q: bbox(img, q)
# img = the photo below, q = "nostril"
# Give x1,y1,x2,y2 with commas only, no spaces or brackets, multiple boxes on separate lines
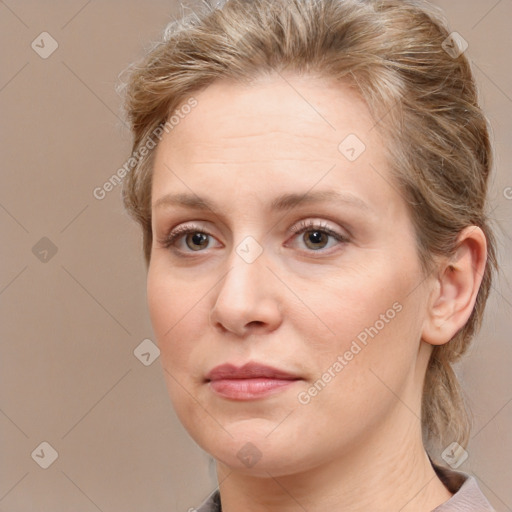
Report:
247,320,265,328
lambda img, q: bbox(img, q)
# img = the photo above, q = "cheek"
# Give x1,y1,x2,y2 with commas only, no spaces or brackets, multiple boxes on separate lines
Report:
290,301,421,458
147,266,174,342
302,258,415,351
147,268,207,423
307,276,424,417
147,264,202,372
297,257,424,406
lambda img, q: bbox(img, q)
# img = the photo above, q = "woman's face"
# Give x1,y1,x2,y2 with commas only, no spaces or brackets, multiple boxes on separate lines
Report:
147,73,433,476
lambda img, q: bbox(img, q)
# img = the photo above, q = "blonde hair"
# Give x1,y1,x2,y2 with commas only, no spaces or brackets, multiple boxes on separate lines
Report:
120,0,498,459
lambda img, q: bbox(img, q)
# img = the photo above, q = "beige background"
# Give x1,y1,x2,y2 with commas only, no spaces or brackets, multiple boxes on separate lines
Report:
1,1,511,511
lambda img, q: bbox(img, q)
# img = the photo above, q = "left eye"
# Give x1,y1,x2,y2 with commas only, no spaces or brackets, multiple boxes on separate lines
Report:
288,220,347,251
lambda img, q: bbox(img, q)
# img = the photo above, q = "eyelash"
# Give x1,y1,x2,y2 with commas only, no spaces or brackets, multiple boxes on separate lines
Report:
159,219,348,255
289,220,348,249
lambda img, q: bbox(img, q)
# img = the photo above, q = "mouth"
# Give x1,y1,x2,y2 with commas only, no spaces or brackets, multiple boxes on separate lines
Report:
205,362,302,400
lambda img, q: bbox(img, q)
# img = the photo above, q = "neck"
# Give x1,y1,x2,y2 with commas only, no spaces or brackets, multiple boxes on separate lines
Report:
215,408,452,512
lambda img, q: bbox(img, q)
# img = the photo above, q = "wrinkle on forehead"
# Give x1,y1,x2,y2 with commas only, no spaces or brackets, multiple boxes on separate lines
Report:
152,73,403,224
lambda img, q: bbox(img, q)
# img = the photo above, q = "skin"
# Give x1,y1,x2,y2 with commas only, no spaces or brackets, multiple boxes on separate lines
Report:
147,72,487,511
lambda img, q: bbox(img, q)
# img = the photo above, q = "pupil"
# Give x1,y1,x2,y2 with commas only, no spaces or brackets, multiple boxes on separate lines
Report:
307,230,325,247
190,233,207,249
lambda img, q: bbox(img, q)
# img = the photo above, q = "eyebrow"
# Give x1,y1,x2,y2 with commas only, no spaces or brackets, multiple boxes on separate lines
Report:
153,190,374,215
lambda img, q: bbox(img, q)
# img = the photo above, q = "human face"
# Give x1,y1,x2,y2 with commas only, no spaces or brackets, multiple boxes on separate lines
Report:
147,73,430,476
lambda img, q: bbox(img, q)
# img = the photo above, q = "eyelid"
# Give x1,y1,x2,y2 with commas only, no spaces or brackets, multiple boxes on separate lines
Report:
288,218,347,238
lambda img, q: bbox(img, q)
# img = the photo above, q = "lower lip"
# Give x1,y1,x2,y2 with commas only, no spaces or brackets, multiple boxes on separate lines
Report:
208,378,300,400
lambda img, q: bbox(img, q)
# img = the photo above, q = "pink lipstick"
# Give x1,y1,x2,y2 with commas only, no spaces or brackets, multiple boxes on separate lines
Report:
205,362,301,400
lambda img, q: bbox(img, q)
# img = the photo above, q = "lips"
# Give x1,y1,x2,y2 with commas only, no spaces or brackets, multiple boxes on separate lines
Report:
205,362,301,400
205,362,300,381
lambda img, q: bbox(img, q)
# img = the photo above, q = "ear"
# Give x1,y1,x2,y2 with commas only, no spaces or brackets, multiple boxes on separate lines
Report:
421,226,488,346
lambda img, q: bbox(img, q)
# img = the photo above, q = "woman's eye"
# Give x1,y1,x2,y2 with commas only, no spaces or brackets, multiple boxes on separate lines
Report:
180,232,211,251
288,220,348,252
160,225,217,252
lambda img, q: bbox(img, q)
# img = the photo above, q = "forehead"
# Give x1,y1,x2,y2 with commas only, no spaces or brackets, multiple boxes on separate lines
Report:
157,73,381,161
151,73,400,218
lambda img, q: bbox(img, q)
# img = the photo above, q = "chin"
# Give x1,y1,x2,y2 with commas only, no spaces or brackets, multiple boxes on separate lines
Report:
194,428,313,477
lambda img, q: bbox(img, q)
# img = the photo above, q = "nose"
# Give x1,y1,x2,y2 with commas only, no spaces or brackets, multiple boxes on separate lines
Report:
209,250,283,337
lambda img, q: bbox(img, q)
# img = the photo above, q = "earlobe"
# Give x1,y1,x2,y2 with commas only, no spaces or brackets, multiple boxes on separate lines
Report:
421,226,487,346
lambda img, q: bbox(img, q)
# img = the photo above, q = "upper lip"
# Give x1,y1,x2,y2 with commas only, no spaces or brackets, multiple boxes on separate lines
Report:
205,362,300,381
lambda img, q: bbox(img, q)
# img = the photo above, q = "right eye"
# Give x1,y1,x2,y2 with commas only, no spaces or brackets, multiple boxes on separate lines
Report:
158,223,221,254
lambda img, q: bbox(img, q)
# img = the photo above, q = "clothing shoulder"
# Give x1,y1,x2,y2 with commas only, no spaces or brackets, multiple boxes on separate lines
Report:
193,464,497,512
194,489,221,512
431,462,496,512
